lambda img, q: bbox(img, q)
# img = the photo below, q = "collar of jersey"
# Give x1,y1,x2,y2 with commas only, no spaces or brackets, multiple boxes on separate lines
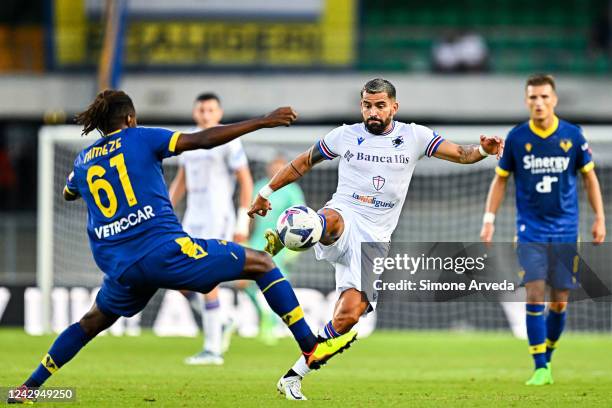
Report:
105,129,123,137
363,120,396,136
529,116,559,139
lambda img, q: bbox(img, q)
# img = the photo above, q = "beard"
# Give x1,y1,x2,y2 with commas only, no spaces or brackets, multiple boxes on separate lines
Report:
364,117,391,134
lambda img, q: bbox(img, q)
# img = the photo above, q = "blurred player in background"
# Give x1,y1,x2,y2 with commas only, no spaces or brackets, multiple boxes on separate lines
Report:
9,90,356,403
249,78,503,399
480,74,606,385
169,93,254,365
249,155,305,344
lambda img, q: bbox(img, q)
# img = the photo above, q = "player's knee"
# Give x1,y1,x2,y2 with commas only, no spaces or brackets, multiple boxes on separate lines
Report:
252,250,275,272
318,208,344,245
549,301,567,313
525,283,546,303
79,306,117,338
244,248,276,275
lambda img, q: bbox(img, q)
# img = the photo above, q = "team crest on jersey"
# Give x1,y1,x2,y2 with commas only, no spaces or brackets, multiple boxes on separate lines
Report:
372,175,385,191
525,143,532,152
560,139,573,153
392,135,404,148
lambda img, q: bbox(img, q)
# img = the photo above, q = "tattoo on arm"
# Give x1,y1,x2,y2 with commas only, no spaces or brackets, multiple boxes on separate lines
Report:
308,144,325,167
290,161,303,177
457,144,478,164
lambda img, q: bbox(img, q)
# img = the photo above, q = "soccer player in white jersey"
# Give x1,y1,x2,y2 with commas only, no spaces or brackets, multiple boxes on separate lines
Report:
169,93,254,365
248,78,504,399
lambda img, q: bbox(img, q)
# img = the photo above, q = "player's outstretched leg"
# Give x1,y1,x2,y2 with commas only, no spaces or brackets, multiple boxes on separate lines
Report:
9,304,118,403
264,208,343,257
243,249,357,366
524,281,552,386
279,288,366,400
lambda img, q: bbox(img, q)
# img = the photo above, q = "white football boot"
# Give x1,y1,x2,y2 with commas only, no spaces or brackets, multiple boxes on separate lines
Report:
277,375,307,400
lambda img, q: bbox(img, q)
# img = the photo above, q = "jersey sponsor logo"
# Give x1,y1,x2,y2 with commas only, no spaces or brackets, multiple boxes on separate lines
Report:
535,175,558,193
355,152,410,164
525,143,532,152
357,136,365,145
344,150,354,162
94,205,156,239
351,192,395,208
559,139,573,153
522,155,570,174
392,135,404,148
372,175,385,191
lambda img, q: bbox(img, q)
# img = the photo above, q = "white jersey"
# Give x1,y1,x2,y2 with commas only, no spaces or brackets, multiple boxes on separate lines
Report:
317,121,444,242
178,136,248,239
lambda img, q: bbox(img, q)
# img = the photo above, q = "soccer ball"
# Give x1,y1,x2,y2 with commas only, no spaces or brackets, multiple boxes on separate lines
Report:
276,205,323,251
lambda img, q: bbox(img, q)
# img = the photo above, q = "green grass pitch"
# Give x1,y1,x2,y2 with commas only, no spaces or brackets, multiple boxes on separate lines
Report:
1,329,611,407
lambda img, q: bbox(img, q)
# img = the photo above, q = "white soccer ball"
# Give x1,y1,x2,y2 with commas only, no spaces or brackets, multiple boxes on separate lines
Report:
276,205,323,251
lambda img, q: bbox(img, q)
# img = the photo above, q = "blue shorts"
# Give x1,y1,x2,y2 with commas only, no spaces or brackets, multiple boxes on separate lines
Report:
516,234,579,290
96,237,246,317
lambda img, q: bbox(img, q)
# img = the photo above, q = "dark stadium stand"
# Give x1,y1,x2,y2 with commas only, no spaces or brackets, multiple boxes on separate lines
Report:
359,0,611,73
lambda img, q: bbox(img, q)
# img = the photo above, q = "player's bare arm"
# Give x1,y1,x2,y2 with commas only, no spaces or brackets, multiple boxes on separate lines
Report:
175,107,297,153
234,166,254,242
582,168,606,243
248,143,325,218
434,135,504,164
168,166,186,208
480,174,508,243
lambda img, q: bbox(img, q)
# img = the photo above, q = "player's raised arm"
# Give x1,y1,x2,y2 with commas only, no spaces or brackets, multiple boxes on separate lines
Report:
248,143,327,218
433,135,504,164
174,107,297,153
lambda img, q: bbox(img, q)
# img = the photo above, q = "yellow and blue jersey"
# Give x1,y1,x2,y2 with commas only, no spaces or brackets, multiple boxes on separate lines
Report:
496,116,593,240
64,127,185,278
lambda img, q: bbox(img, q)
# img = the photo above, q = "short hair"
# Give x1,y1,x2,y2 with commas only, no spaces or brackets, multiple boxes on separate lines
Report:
361,78,396,99
526,74,556,91
195,92,221,105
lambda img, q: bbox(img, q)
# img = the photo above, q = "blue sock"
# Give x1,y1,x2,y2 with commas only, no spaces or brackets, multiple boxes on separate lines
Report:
24,322,92,387
546,308,567,362
526,303,547,369
256,267,316,353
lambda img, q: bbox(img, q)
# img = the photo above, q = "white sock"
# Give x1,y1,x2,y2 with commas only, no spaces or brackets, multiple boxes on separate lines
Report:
203,298,222,355
291,355,311,378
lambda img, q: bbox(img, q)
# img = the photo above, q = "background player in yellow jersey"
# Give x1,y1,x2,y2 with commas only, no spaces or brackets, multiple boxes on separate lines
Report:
481,74,606,385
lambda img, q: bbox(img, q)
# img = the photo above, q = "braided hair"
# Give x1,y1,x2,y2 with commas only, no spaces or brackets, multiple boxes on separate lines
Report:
75,90,135,136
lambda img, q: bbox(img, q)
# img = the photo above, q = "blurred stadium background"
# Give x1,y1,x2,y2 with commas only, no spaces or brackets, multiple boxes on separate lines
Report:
1,0,612,339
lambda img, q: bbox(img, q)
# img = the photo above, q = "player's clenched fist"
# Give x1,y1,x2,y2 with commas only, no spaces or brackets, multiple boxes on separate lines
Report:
248,194,272,218
262,107,298,128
